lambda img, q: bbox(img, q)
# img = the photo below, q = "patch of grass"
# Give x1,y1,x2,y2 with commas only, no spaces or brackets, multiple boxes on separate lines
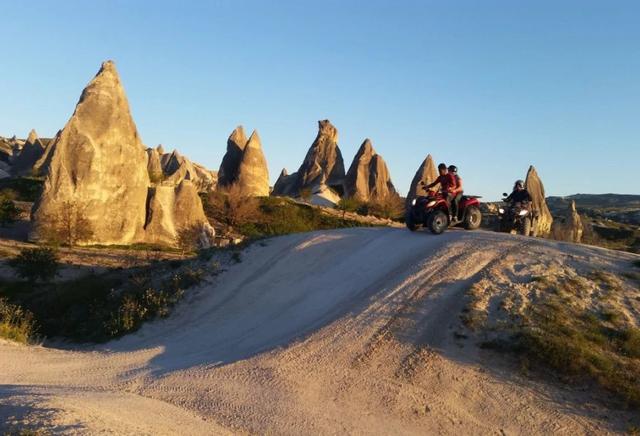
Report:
0,263,206,343
494,276,640,408
234,197,370,239
0,297,38,343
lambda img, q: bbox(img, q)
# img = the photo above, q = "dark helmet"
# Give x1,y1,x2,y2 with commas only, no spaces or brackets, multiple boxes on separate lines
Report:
448,165,458,173
514,179,525,189
438,163,447,170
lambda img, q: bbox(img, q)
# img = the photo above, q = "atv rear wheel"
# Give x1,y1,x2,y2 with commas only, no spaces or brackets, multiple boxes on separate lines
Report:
405,210,417,231
464,206,481,230
427,210,448,235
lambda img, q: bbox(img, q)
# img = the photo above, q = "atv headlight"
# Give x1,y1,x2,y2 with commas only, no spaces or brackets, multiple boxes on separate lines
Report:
498,208,505,214
426,200,436,207
411,198,417,206
519,209,529,216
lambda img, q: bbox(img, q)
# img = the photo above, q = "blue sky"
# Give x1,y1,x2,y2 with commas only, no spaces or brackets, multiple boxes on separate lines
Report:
1,0,638,200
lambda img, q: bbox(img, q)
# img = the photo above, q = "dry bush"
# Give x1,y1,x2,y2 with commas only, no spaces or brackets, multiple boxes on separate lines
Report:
365,193,405,220
206,183,259,229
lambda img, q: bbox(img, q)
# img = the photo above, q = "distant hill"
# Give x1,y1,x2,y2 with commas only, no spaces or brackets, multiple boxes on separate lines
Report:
547,193,640,210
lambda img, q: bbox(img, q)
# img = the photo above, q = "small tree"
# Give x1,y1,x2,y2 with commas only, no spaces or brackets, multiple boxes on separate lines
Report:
9,247,59,283
175,224,203,254
206,184,259,229
336,197,360,219
37,200,94,246
0,197,20,226
368,193,405,220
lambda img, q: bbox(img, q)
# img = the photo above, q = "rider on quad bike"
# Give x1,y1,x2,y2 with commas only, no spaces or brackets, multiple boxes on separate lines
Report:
406,164,482,234
498,180,535,236
448,165,463,223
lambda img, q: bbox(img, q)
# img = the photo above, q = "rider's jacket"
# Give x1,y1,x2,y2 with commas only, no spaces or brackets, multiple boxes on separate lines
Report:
506,189,532,203
431,173,457,193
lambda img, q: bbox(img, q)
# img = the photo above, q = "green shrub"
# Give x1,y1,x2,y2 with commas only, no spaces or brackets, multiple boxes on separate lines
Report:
0,177,43,202
0,196,20,226
9,247,59,283
0,297,37,343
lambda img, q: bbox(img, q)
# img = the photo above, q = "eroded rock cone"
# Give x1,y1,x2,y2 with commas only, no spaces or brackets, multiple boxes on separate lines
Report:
147,146,163,182
236,130,269,196
12,129,46,176
31,60,150,245
552,200,583,243
145,180,215,247
344,139,396,201
406,154,438,206
158,149,217,192
218,126,247,188
32,129,62,176
525,165,553,237
272,120,345,197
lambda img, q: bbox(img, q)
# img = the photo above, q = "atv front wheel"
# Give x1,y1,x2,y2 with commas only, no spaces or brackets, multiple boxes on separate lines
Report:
520,217,532,236
464,206,481,230
427,210,448,235
405,210,417,231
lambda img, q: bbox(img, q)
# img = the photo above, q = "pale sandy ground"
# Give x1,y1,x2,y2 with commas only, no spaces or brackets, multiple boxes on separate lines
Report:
1,227,639,434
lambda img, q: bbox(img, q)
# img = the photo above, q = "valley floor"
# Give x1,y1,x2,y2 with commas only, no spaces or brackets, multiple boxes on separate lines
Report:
1,227,639,434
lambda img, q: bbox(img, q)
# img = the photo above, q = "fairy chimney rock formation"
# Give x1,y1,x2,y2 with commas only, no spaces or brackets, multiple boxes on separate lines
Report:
31,60,150,245
406,154,438,206
525,165,553,237
273,168,296,196
272,119,345,197
144,179,215,247
217,126,248,188
12,129,46,176
147,146,163,182
236,130,270,196
344,138,396,201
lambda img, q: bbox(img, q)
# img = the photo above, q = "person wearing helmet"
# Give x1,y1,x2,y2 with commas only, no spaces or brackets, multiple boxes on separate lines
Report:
425,163,457,195
448,165,463,221
505,180,532,203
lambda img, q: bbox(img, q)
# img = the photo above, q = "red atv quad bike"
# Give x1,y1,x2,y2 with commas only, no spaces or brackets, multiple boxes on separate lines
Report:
406,190,482,234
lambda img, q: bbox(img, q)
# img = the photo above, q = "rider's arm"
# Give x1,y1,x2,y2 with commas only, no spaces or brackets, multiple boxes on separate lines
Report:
425,177,439,189
455,177,463,194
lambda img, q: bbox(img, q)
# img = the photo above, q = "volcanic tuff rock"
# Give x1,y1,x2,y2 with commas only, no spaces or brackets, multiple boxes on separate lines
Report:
31,61,150,245
31,60,214,248
406,154,438,206
144,180,215,247
159,149,217,192
272,120,345,197
236,130,270,196
217,126,269,196
344,139,396,201
217,126,248,188
11,129,45,176
146,145,164,182
551,200,583,243
525,165,553,237
273,168,296,196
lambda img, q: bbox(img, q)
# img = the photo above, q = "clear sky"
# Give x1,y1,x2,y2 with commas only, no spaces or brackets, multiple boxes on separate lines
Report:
1,0,638,200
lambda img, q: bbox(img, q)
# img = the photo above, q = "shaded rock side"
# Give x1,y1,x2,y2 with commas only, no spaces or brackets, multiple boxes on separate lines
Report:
217,126,248,188
344,138,396,201
236,130,270,196
406,154,438,206
144,180,215,247
272,168,296,197
525,165,553,237
11,129,46,176
32,130,62,176
147,146,164,182
31,60,150,245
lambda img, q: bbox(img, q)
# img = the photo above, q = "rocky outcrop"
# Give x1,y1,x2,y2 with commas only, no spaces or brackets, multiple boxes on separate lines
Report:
236,130,269,196
146,145,164,182
217,126,247,188
31,60,214,248
344,139,396,201
406,154,438,206
525,165,553,237
217,127,269,196
31,61,150,245
273,168,296,197
272,120,345,197
32,130,61,176
551,200,583,243
144,180,215,247
11,129,46,176
159,149,217,192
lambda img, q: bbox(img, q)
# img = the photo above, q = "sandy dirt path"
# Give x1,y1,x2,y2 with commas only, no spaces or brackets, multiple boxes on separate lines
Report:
1,227,638,434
